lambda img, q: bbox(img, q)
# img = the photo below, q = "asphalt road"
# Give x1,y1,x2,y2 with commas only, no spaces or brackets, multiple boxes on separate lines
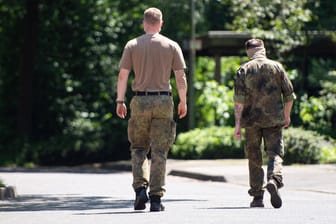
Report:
0,170,335,224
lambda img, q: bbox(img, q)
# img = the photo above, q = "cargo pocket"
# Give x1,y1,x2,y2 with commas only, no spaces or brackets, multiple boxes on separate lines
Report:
127,118,135,144
168,120,177,146
128,117,150,148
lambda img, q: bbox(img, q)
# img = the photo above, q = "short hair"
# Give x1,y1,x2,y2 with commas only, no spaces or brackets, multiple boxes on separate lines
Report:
245,39,264,49
144,7,162,25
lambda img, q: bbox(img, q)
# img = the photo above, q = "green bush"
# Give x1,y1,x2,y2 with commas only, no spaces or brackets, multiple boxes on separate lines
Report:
0,179,5,188
299,71,336,138
320,146,336,164
283,128,336,164
171,126,336,164
171,126,244,159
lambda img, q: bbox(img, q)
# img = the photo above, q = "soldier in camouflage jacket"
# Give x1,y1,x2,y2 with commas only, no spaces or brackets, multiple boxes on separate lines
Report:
234,39,295,208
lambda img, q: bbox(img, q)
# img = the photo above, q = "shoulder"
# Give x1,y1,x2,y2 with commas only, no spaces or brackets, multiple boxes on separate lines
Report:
252,58,284,70
238,60,254,73
157,34,175,43
237,64,247,77
157,34,181,49
124,35,145,48
273,60,284,70
265,59,285,72
257,57,282,67
124,40,135,50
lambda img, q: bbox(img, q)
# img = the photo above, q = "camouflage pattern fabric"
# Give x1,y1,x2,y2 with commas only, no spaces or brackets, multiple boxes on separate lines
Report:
234,48,294,198
128,95,176,197
234,57,295,128
245,126,284,197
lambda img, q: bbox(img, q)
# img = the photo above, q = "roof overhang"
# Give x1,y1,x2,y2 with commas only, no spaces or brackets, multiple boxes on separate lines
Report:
183,30,336,58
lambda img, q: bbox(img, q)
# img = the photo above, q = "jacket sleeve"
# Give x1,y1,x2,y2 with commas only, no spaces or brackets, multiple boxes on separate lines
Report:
234,67,246,103
279,65,296,102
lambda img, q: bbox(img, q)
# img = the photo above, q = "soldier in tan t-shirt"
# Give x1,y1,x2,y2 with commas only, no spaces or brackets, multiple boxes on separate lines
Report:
116,7,187,212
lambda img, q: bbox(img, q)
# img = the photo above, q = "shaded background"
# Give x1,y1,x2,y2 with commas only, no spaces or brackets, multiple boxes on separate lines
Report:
0,0,335,166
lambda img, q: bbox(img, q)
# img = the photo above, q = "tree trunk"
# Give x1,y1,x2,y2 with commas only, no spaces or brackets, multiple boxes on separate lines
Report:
17,0,39,137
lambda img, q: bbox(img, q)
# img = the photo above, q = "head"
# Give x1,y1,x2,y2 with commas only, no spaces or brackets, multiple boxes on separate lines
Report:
245,39,264,50
245,39,266,59
143,7,163,34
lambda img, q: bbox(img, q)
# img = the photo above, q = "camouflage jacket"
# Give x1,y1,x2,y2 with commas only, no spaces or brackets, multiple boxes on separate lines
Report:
234,50,295,128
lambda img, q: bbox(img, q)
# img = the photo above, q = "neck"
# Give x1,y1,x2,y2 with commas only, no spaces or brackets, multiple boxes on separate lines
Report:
145,30,159,35
143,22,161,35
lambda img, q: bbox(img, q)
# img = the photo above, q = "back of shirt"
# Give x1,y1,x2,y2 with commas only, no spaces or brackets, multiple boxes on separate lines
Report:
119,33,186,92
234,58,295,128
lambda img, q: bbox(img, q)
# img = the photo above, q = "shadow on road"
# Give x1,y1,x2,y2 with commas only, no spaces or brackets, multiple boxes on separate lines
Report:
0,194,133,212
206,206,251,210
0,196,206,213
73,199,207,215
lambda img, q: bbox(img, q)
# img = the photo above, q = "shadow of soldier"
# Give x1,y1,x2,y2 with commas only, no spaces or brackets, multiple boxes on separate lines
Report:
0,194,133,212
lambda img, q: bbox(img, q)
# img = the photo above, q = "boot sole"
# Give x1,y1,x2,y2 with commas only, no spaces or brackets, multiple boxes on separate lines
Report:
150,203,165,212
266,182,282,208
250,202,265,208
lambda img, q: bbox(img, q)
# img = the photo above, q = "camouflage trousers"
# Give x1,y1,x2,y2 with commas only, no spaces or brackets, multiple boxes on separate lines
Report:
245,126,284,197
127,95,176,197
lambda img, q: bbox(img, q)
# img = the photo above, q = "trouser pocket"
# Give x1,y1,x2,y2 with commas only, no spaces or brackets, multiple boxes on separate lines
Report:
168,120,176,146
150,119,176,149
128,118,150,148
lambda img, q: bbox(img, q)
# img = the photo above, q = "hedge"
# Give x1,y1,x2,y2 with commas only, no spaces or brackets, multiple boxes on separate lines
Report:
283,128,336,164
171,127,244,159
0,179,5,188
171,126,336,164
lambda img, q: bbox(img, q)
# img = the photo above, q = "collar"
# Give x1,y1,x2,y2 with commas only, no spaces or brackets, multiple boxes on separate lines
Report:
247,47,266,60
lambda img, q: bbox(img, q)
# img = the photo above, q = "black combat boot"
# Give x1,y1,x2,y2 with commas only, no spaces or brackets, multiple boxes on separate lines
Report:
266,179,282,208
250,195,264,208
134,187,148,210
150,195,165,212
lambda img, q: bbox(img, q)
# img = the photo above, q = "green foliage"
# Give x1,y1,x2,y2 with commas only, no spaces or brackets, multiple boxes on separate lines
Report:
320,146,336,164
195,81,234,127
306,59,336,94
172,126,336,164
220,57,244,88
0,0,335,166
194,57,242,127
300,95,326,127
0,179,5,188
305,0,336,30
171,126,244,159
0,0,130,165
283,128,336,164
299,71,336,138
228,0,313,55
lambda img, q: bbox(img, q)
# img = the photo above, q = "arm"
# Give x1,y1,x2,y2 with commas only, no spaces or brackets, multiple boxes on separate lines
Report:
116,68,130,119
283,100,293,128
234,102,244,141
279,65,295,128
174,69,188,119
233,67,246,141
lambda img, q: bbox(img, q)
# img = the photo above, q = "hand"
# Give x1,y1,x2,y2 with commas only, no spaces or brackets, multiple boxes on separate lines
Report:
282,116,291,128
116,103,127,119
177,101,187,119
234,125,242,141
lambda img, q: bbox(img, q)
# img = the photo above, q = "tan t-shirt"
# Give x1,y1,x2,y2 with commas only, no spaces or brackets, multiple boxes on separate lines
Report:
119,33,186,92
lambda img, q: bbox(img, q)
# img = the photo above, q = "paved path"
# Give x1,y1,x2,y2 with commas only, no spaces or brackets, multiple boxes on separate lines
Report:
0,159,335,224
166,159,336,194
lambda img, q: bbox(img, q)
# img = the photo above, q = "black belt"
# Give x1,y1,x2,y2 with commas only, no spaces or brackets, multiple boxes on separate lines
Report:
135,91,172,96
